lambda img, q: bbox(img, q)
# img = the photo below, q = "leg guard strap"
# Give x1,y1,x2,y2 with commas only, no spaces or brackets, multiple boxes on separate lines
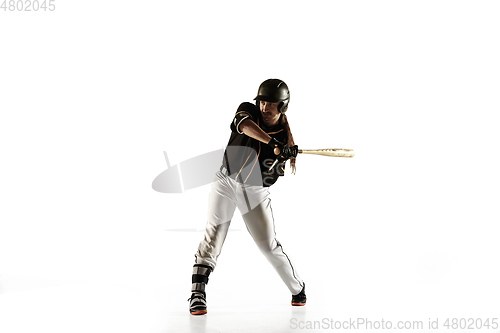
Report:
192,274,209,284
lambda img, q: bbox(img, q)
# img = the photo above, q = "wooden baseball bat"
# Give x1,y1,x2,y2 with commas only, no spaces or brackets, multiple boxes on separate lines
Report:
298,148,355,158
268,148,354,171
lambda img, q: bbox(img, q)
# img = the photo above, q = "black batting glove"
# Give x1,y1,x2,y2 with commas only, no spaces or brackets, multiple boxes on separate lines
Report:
267,137,285,155
268,138,298,161
280,144,298,160
287,145,299,159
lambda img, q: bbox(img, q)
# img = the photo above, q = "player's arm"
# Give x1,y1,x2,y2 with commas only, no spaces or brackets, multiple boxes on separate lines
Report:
239,119,297,159
238,118,272,144
231,105,273,145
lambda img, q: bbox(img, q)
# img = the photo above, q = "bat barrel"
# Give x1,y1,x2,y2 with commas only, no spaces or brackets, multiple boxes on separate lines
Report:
298,148,355,158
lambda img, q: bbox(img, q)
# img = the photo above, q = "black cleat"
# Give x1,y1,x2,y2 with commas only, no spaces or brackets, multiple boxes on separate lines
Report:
188,291,207,315
291,283,306,306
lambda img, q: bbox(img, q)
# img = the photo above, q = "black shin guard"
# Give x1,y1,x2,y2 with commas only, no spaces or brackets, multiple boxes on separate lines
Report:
191,264,212,293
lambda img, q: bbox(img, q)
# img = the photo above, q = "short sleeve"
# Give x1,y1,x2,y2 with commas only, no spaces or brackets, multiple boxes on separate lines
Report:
230,102,258,134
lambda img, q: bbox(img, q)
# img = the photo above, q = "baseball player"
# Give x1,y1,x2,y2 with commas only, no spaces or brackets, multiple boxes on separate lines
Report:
188,79,306,315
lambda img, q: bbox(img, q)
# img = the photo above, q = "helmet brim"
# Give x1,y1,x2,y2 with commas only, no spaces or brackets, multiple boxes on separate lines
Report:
254,95,285,103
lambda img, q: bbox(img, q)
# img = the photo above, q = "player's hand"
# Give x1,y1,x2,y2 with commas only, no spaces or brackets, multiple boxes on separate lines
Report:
287,145,299,159
268,137,285,155
268,138,298,160
280,145,298,160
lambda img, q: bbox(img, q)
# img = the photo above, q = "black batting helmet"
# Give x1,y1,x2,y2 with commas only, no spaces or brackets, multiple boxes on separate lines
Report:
254,79,290,113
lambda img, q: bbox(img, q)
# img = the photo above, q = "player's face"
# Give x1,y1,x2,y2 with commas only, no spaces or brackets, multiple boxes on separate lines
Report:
260,101,280,126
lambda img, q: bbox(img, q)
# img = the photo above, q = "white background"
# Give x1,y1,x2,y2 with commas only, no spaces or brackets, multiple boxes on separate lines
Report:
1,1,499,332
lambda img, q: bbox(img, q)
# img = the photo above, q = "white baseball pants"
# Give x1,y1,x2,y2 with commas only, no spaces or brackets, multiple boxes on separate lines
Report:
195,170,304,295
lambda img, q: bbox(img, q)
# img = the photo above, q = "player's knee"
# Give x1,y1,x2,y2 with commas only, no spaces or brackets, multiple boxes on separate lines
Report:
255,239,277,256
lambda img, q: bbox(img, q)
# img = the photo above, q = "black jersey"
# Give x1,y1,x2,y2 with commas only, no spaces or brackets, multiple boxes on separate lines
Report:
222,102,288,187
